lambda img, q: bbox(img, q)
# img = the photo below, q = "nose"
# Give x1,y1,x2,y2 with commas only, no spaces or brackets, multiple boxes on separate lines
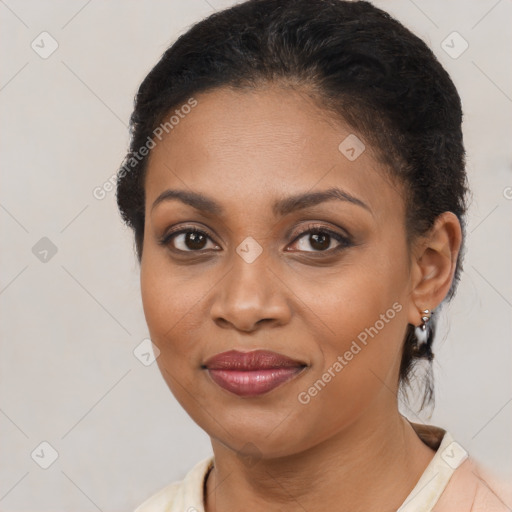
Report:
209,252,292,333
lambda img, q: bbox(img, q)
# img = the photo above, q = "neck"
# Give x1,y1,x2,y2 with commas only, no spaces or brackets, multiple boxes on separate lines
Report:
204,408,435,512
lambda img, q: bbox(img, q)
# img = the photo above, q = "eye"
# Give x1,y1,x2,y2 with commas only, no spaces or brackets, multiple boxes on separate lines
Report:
159,227,220,252
288,224,352,253
159,223,353,255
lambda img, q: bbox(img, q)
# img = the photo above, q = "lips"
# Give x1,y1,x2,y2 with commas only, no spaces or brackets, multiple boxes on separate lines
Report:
203,349,306,397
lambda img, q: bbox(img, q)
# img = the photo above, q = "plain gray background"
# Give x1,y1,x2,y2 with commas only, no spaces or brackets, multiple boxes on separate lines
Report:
1,0,511,510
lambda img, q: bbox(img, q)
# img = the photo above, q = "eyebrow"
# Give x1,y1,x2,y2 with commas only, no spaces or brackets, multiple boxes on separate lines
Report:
151,187,372,216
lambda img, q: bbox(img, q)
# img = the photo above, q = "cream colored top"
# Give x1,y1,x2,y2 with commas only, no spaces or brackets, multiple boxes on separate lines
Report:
134,424,512,511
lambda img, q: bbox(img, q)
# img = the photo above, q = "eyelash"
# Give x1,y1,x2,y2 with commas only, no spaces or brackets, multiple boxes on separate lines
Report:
158,224,353,255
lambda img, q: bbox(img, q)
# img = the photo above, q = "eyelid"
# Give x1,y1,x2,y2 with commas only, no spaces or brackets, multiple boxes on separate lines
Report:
290,222,352,242
158,224,219,249
286,223,353,253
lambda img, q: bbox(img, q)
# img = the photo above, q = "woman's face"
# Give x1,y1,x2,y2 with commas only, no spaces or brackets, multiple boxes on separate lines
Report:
140,86,417,458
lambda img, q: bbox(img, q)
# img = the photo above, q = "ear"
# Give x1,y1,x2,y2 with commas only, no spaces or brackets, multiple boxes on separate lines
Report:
407,212,463,326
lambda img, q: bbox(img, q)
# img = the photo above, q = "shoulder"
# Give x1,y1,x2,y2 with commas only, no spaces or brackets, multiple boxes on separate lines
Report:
133,480,181,512
435,456,512,511
403,422,511,512
134,456,214,512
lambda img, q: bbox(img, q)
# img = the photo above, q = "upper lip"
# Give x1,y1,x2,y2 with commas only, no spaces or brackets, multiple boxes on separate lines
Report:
203,349,306,370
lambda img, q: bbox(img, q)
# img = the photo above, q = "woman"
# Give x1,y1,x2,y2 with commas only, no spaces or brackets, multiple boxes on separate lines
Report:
116,0,511,510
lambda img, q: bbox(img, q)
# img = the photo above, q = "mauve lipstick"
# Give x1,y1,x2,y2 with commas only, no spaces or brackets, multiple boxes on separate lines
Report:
203,349,306,397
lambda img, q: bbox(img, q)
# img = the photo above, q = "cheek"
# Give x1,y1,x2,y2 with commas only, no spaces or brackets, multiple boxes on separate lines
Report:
298,237,409,396
140,255,211,410
304,276,405,377
140,250,201,357
293,291,407,444
303,236,407,341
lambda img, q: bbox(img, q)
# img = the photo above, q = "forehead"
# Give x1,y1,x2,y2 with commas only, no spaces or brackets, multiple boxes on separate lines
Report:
144,86,403,221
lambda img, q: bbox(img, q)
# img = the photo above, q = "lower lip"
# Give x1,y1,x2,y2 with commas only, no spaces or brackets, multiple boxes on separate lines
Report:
207,367,304,397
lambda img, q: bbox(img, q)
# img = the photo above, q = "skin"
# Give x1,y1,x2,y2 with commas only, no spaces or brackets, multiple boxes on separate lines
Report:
140,85,462,512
